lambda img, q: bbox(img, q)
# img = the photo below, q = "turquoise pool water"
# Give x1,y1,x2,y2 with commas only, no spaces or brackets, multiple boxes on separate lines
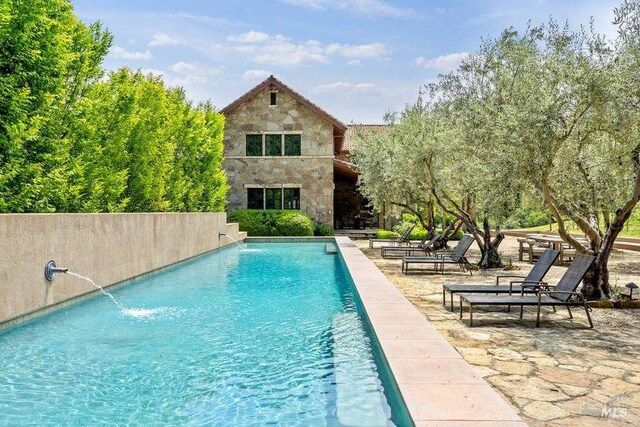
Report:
0,243,410,426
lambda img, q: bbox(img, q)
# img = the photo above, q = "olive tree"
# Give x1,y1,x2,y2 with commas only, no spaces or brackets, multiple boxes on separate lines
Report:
452,12,640,298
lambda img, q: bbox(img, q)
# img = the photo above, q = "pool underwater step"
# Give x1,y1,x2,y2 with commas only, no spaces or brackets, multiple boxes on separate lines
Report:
325,244,338,254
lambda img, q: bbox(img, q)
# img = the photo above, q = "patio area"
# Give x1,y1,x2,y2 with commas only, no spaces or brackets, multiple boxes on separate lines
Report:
357,236,640,426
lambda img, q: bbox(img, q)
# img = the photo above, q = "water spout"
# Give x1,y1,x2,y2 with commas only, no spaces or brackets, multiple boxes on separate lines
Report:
44,260,69,281
218,232,227,238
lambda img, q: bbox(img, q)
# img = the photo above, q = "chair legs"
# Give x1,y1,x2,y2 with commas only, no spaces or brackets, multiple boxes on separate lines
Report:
566,306,573,319
583,300,594,328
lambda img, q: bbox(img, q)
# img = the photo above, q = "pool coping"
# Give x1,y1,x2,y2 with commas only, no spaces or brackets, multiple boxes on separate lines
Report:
334,236,526,426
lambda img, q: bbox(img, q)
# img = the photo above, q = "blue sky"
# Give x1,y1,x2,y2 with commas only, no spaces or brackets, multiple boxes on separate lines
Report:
72,0,620,123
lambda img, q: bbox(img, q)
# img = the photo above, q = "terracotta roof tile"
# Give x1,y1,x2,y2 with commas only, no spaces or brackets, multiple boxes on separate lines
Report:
342,124,389,152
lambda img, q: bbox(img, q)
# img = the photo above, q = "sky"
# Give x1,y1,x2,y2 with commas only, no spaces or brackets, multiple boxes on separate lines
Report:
72,0,621,123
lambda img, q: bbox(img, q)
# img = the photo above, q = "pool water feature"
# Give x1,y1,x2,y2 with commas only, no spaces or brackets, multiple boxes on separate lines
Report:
0,242,411,425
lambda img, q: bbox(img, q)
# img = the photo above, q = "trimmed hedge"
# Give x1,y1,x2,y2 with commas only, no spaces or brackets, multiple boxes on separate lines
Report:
228,210,314,236
375,228,464,240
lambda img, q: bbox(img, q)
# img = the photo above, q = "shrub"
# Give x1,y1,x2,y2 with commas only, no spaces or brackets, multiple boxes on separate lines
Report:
313,223,334,236
376,228,464,240
375,230,400,239
228,210,314,236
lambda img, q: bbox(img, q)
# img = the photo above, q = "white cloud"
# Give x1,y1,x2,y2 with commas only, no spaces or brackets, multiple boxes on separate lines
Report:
243,69,272,80
140,66,213,87
225,31,389,67
313,81,383,95
347,59,363,67
227,30,270,43
279,0,416,18
326,42,389,59
148,33,182,46
467,10,516,25
169,61,219,76
415,52,469,71
110,46,153,60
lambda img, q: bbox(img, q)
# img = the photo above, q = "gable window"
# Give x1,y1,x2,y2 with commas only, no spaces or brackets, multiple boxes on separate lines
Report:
265,134,282,156
265,188,282,209
247,188,264,209
283,188,300,210
270,91,277,106
284,134,301,156
246,134,262,156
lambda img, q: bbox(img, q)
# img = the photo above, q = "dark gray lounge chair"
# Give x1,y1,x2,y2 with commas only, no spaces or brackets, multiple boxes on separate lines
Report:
442,249,560,311
401,235,475,275
368,225,415,248
381,232,439,258
459,254,595,327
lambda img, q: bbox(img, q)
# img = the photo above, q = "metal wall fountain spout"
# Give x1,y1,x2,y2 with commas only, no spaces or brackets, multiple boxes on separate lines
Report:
218,232,227,239
44,260,69,281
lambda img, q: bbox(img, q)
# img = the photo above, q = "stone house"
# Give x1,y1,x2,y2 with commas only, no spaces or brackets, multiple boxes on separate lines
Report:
221,75,380,228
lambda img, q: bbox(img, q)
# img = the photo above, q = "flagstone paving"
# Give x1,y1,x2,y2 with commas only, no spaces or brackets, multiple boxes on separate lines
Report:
357,237,640,426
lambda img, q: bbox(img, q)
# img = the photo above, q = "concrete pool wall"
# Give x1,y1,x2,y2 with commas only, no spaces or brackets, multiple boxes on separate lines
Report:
0,213,245,326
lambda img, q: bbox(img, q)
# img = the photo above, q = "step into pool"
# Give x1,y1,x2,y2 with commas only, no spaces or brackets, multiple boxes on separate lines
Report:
0,242,411,425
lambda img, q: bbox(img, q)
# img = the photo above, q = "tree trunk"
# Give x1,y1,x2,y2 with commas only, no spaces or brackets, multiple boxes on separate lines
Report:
478,217,505,269
582,252,610,300
582,207,629,299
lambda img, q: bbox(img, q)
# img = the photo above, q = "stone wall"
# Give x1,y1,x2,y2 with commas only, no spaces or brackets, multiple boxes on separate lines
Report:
0,213,245,325
223,86,334,225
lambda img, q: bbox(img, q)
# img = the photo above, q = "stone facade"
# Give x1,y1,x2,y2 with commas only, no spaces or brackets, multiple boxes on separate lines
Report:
223,81,336,226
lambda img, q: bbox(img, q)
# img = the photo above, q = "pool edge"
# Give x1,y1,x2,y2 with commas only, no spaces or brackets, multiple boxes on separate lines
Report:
334,236,527,426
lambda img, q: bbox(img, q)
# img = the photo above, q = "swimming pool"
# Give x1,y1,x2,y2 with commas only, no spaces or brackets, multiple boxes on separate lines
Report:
0,242,411,425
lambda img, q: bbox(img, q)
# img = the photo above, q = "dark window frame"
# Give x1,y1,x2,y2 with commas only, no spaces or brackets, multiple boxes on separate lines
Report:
284,134,301,156
283,188,300,210
245,134,263,156
270,91,277,106
265,188,283,209
247,188,264,209
247,187,301,210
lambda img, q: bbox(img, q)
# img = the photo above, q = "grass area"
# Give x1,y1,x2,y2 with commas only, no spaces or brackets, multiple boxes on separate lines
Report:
513,217,640,238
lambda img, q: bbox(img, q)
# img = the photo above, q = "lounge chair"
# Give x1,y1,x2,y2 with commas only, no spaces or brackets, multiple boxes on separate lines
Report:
380,232,438,258
401,235,475,275
368,225,415,248
459,254,596,327
442,249,560,311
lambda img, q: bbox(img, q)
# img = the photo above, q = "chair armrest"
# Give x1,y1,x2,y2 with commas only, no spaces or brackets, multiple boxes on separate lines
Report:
496,275,527,285
514,280,548,294
538,290,585,302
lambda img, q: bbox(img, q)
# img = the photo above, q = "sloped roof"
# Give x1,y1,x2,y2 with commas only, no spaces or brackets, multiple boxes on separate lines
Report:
220,75,347,131
342,124,389,152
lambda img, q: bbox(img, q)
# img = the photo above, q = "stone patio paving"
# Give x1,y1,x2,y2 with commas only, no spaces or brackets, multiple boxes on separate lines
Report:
357,236,640,426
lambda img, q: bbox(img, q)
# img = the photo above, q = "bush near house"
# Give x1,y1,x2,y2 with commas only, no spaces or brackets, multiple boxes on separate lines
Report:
375,228,464,240
313,223,334,236
229,210,315,236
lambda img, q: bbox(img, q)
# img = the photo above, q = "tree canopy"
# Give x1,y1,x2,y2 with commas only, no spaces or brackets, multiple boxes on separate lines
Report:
354,1,640,297
0,0,227,213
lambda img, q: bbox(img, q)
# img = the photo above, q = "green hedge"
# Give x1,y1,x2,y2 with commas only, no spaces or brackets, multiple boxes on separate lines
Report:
375,228,464,240
228,210,314,236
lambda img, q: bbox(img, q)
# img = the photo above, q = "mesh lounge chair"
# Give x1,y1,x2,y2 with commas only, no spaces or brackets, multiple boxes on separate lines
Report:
368,225,415,248
401,235,475,275
380,232,438,258
459,254,596,327
442,249,560,311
